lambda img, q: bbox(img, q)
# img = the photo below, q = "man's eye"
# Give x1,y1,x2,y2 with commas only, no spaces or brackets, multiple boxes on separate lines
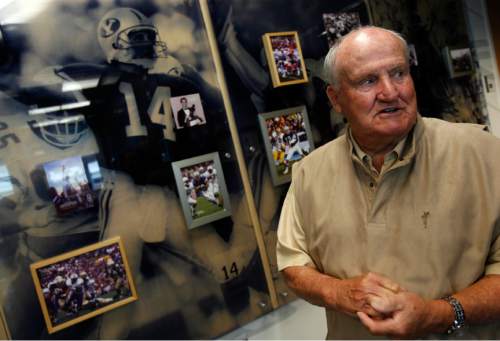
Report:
392,69,406,79
359,77,376,86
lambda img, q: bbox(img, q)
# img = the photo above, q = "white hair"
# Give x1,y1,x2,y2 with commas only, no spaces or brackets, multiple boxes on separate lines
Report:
323,26,410,89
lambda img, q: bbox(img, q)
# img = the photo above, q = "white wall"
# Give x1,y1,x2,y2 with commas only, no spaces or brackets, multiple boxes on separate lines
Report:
464,0,500,137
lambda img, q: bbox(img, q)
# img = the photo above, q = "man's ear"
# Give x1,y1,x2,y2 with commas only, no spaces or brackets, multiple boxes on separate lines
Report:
326,84,342,114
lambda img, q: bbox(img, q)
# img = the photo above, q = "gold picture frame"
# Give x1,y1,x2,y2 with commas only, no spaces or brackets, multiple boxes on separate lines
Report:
30,237,138,334
262,31,308,88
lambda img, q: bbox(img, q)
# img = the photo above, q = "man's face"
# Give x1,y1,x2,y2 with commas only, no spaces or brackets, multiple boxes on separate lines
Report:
327,29,417,147
180,99,187,109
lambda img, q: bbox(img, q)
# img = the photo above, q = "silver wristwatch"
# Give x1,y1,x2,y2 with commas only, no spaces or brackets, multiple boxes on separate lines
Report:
442,295,465,334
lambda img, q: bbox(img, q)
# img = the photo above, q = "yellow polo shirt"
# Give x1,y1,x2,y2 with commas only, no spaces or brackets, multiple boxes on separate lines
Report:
277,116,500,339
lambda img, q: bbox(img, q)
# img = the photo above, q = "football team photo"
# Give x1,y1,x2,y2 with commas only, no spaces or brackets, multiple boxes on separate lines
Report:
172,152,231,229
30,237,137,334
258,106,315,186
262,31,308,87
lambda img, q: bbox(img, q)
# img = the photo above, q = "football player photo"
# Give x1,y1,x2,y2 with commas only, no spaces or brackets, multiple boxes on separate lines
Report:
170,93,207,129
43,155,102,216
30,237,137,334
262,31,308,87
258,106,315,186
172,152,231,229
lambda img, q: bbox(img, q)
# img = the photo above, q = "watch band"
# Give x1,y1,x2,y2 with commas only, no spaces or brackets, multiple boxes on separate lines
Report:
442,295,465,334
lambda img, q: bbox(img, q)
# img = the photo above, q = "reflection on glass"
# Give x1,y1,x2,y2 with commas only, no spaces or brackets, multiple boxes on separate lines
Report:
0,162,14,199
42,155,101,216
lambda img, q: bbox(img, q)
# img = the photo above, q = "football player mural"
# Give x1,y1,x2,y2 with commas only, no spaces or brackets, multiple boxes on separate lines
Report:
0,1,280,339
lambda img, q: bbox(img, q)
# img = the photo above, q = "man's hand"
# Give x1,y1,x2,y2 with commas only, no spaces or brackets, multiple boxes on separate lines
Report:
331,272,403,318
358,291,445,338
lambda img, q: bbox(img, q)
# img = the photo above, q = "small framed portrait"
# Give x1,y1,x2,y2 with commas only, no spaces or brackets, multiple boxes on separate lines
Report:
262,31,308,88
443,47,474,78
172,152,231,229
30,237,137,334
42,154,103,216
258,106,315,186
170,93,207,129
321,12,361,48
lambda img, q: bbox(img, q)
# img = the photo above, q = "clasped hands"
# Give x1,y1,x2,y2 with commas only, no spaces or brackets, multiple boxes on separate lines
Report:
335,272,432,338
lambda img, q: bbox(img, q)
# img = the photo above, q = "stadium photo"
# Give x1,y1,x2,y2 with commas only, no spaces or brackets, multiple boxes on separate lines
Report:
30,237,137,333
172,152,232,229
258,106,315,186
262,31,308,87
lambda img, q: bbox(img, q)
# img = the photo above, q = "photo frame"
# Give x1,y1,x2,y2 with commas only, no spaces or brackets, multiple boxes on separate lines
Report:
30,237,137,334
262,31,308,88
443,46,474,78
172,152,231,229
170,93,207,129
258,106,315,186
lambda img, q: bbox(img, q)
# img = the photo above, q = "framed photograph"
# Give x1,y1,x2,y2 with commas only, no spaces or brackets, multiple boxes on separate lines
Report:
170,93,207,129
172,152,231,229
443,47,474,78
321,12,361,48
262,31,308,88
30,237,137,334
258,106,315,186
42,154,102,216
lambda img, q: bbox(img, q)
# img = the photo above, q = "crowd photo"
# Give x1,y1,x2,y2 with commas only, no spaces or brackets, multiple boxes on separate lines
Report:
266,112,311,177
181,160,223,219
36,242,132,327
270,35,304,82
322,12,361,47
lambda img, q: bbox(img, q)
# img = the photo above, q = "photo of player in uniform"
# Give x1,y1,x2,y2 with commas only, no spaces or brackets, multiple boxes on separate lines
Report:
43,155,102,216
262,31,308,87
30,237,137,334
321,12,361,48
172,153,231,229
170,93,207,129
258,106,315,186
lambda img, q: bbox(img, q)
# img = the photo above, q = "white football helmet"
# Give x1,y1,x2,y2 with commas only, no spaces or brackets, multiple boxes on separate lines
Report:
97,7,168,67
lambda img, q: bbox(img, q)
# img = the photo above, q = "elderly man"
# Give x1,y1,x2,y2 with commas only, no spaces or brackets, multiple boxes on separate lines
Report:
276,26,500,339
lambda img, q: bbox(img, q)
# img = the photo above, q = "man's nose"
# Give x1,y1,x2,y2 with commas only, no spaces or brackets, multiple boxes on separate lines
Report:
377,76,398,101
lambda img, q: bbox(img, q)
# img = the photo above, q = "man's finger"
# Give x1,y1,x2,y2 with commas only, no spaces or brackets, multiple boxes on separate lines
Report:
357,311,397,336
372,273,402,293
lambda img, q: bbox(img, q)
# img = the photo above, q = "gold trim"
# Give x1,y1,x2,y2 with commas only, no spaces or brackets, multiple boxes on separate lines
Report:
199,0,279,309
262,31,309,88
30,236,138,334
0,305,11,340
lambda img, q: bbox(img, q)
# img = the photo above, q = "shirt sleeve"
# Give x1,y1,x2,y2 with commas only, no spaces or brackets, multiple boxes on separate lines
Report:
276,180,316,271
485,221,500,275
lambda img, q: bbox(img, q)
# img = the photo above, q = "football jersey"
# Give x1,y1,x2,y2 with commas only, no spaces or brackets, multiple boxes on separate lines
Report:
70,62,225,187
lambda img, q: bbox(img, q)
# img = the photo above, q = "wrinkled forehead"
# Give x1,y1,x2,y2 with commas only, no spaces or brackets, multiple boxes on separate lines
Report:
336,29,407,74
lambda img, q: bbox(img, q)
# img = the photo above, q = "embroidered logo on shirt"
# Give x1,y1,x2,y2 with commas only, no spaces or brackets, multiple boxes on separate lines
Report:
421,211,430,229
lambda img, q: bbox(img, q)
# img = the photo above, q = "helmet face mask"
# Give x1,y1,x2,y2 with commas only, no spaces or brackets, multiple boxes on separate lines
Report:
98,8,169,68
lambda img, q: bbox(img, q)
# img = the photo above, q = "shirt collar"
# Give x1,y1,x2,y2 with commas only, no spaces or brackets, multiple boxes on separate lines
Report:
347,114,422,165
